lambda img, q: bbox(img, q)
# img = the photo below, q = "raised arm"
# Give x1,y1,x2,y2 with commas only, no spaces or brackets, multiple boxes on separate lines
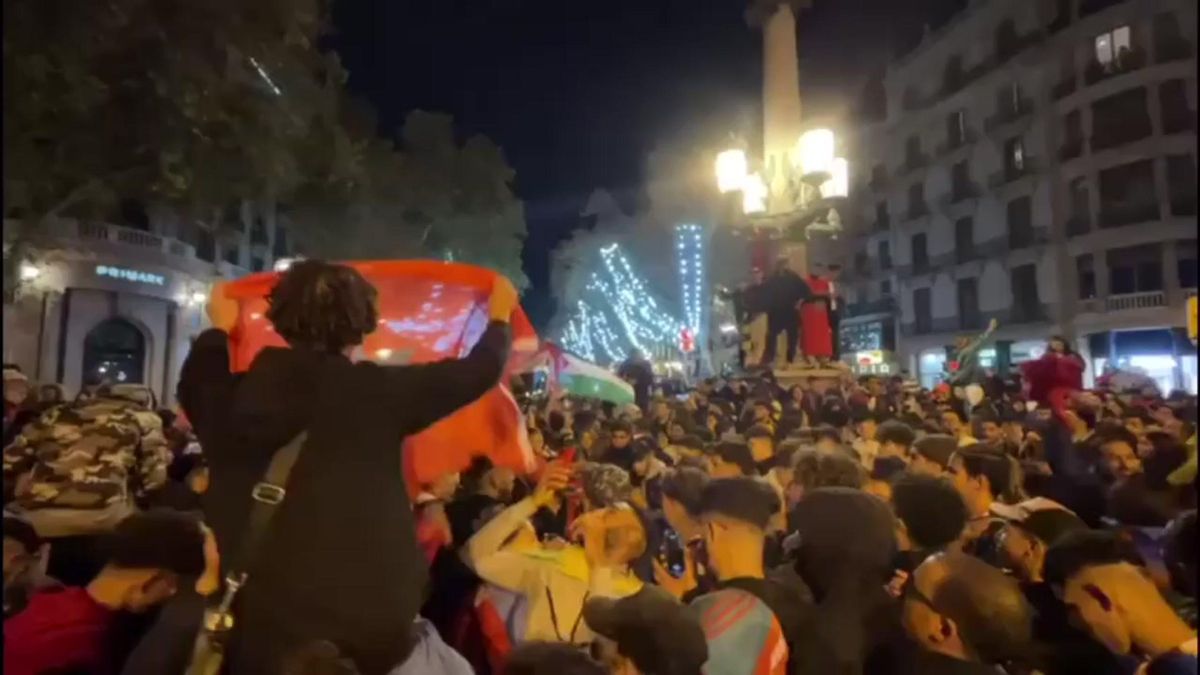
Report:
959,318,999,359
380,278,518,436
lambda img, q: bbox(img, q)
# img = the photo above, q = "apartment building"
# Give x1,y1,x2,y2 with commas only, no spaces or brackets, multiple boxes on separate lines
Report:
836,0,1197,393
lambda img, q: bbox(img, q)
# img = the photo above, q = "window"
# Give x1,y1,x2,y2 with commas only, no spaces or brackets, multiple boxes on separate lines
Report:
951,161,972,200
1076,254,1097,299
855,251,869,274
996,82,1024,117
1010,264,1041,321
870,164,887,189
196,229,216,263
905,135,923,169
1005,137,1026,175
273,227,289,256
251,217,268,245
1166,154,1198,216
946,110,966,147
1099,160,1159,227
880,280,892,296
251,256,265,272
914,288,932,334
907,183,927,219
912,233,929,273
955,217,975,262
1094,25,1132,68
957,278,981,329
1061,110,1083,159
878,240,892,270
1091,88,1152,150
223,244,241,267
82,319,146,387
1007,196,1034,249
944,55,964,92
1160,80,1193,134
1107,245,1163,294
1068,177,1091,236
118,199,150,232
1177,240,1197,289
995,19,1019,61
1153,12,1188,63
874,201,891,231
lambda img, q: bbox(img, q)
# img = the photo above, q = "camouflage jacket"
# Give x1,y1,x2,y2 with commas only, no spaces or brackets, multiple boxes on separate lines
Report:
2,397,170,513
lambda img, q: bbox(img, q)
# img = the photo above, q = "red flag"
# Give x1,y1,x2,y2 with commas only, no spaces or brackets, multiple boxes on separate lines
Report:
223,261,539,496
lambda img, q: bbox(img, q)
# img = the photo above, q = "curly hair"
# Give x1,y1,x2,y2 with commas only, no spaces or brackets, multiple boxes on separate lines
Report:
791,448,866,493
265,260,379,354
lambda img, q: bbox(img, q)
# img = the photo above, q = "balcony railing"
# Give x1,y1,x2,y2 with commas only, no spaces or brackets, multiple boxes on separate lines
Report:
1066,215,1091,237
902,152,930,174
905,202,930,221
989,162,1038,188
46,219,198,261
984,99,1034,133
1091,121,1152,152
936,130,978,158
1156,37,1193,64
1106,290,1166,311
844,298,895,318
1052,77,1077,100
1059,138,1084,161
1083,48,1147,85
1099,202,1161,228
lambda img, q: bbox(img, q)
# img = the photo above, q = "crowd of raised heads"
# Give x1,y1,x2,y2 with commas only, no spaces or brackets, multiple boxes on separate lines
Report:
1,260,1197,675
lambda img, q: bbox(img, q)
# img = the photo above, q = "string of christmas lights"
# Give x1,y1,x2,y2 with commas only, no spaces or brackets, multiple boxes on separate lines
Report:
559,243,683,365
676,224,705,342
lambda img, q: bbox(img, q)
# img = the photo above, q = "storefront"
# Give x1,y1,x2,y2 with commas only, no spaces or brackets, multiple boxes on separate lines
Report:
1086,328,1197,395
3,221,236,407
840,317,898,376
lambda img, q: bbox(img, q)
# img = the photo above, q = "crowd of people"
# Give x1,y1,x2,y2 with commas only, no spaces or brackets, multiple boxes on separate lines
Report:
2,259,1198,675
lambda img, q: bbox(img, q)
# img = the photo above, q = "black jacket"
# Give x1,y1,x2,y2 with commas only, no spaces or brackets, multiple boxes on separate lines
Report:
177,323,510,675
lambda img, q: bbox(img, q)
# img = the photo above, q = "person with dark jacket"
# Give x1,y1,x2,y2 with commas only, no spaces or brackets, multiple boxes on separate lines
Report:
177,260,517,675
760,259,811,368
617,350,655,413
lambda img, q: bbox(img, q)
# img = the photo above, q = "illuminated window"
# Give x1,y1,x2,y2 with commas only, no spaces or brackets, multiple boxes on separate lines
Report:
1095,25,1131,68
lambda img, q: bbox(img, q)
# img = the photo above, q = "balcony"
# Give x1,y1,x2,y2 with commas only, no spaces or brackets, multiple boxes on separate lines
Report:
904,202,931,222
1091,121,1152,152
868,171,889,193
1098,201,1161,229
989,162,1038,189
1163,107,1198,135
1170,192,1198,217
844,297,895,318
1059,138,1084,161
1083,48,1147,86
984,99,1034,135
1052,77,1077,101
901,152,930,176
1105,290,1166,312
1066,215,1091,237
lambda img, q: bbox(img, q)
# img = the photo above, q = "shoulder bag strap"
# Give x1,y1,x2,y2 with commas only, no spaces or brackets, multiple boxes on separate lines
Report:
211,431,309,619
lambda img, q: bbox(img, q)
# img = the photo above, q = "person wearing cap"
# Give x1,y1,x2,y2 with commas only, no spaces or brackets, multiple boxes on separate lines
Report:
994,500,1086,583
463,462,645,646
583,585,708,675
908,434,958,477
3,382,171,586
759,257,811,369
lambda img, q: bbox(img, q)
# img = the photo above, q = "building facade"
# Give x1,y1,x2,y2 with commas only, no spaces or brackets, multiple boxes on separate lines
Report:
835,0,1197,393
3,201,297,407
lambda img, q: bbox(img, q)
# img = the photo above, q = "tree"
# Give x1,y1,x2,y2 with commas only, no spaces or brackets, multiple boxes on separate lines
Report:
3,0,348,296
289,109,530,288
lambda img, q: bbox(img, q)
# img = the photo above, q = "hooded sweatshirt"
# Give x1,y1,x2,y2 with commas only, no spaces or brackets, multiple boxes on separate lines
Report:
462,497,643,644
177,323,510,675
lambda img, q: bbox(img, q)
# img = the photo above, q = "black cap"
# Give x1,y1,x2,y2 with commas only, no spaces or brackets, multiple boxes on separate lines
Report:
1010,508,1087,546
583,586,708,675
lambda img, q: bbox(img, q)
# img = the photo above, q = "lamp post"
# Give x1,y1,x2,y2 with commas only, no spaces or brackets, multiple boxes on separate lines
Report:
718,0,848,277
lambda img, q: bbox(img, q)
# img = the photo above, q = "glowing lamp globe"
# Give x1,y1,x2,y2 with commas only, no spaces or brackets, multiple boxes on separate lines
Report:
798,129,835,177
820,157,850,199
741,173,768,215
715,149,748,194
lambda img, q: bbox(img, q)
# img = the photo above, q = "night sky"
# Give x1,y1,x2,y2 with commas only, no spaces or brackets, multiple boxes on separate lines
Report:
332,0,957,326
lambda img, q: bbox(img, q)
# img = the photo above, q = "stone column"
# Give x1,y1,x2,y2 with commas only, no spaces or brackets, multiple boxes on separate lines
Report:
758,1,809,278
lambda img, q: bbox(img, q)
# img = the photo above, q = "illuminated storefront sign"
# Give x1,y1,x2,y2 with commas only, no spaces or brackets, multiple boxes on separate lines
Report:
95,265,165,286
856,350,885,366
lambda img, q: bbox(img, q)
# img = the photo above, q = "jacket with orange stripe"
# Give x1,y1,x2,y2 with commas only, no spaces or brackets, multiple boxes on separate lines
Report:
686,574,814,675
692,588,788,675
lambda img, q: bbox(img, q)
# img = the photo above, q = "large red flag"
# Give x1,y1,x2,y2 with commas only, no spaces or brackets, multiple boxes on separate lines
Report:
222,261,539,496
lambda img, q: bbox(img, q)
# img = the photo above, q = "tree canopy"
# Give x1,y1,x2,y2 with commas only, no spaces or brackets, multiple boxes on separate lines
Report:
3,0,528,290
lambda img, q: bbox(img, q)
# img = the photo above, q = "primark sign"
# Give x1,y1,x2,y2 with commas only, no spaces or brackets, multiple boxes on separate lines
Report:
95,265,166,286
